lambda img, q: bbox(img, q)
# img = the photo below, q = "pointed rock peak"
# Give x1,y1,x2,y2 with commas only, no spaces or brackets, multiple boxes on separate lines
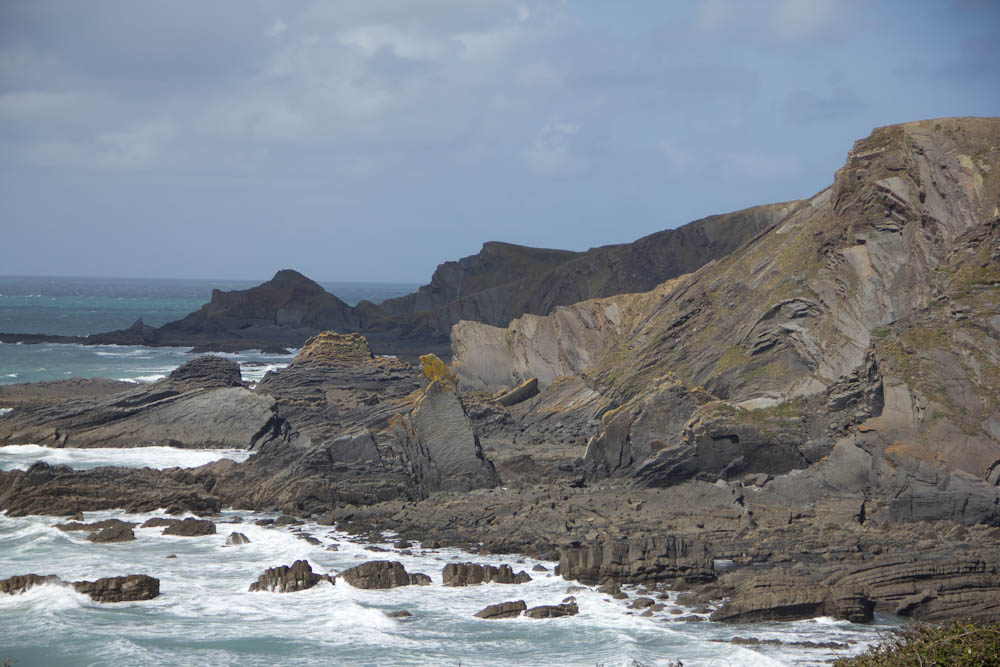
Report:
266,269,325,293
293,331,374,366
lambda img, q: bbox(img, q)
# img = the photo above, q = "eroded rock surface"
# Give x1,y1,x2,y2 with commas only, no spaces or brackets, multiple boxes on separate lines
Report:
338,560,430,589
248,560,332,593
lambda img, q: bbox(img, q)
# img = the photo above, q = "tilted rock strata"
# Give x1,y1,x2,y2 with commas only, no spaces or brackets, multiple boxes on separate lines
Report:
338,560,430,589
248,560,332,593
442,563,531,586
1,573,160,603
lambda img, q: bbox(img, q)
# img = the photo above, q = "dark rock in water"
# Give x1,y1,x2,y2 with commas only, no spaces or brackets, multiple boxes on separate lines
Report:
338,560,429,589
532,564,549,572
442,563,531,586
57,518,136,532
385,610,413,618
1,573,62,595
526,602,579,619
72,574,160,602
162,518,216,536
225,532,251,546
248,560,332,593
141,517,178,528
629,597,655,609
559,535,714,585
474,600,527,619
86,522,135,543
273,515,302,527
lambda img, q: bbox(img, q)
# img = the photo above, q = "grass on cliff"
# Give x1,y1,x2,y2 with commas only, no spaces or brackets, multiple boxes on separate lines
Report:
833,620,1000,667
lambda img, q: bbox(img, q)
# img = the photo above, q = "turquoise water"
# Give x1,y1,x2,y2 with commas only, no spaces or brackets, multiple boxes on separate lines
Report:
0,276,418,385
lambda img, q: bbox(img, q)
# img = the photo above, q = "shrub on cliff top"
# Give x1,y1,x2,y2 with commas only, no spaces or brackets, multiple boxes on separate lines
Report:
834,620,1000,666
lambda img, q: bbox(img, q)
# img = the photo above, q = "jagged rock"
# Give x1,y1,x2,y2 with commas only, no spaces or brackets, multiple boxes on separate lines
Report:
559,535,714,585
1,573,62,595
442,563,531,586
525,602,579,618
391,357,500,493
225,532,251,546
338,561,429,589
248,560,332,593
162,518,216,536
72,574,160,602
474,600,527,619
57,518,136,532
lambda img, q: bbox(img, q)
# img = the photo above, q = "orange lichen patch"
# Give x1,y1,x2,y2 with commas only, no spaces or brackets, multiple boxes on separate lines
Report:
419,353,456,388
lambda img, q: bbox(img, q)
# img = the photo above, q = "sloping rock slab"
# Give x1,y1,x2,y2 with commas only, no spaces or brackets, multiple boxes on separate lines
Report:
474,600,527,619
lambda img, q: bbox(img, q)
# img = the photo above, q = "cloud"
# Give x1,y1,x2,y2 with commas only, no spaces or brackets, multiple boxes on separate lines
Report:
783,87,865,125
524,117,585,175
695,0,846,41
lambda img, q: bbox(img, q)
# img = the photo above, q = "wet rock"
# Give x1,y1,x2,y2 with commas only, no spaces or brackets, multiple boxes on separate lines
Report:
629,597,655,609
57,518,136,532
338,561,429,589
532,564,549,572
86,522,135,543
1,573,62,595
474,600,527,619
526,602,579,618
442,563,532,586
72,574,160,602
162,518,216,537
386,610,413,618
248,560,332,593
225,532,251,546
273,515,302,527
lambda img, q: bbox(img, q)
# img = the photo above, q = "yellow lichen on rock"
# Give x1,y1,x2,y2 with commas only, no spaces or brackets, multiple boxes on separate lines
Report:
419,353,456,388
294,331,373,365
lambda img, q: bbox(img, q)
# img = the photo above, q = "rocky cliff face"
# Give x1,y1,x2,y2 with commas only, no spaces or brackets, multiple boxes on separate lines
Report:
384,204,791,339
453,117,1000,526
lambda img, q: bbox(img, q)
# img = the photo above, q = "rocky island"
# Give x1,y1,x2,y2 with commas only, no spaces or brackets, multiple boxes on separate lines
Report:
2,117,1000,629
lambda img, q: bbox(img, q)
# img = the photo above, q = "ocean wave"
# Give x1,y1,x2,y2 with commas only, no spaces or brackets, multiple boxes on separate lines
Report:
0,444,252,471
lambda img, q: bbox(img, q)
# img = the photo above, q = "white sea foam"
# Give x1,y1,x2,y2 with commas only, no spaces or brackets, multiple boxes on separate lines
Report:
4,373,16,378
0,444,252,471
0,408,12,417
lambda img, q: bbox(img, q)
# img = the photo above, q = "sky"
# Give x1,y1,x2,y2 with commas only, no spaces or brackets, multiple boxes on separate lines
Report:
1,1,998,283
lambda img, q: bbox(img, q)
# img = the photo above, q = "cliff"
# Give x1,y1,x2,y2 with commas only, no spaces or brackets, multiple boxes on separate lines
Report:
453,117,1000,525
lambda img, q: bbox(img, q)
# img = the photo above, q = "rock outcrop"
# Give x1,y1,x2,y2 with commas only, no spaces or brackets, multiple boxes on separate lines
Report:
525,602,580,619
248,560,332,592
442,563,531,586
337,560,430,589
0,356,277,449
558,535,715,585
391,355,500,493
161,518,216,536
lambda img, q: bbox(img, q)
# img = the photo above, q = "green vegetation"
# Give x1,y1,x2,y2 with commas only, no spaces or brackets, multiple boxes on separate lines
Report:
833,620,1000,666
715,345,750,372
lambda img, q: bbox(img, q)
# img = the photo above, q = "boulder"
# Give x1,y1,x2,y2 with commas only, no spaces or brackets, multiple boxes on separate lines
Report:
225,532,251,546
338,561,429,589
526,602,580,619
162,518,216,536
474,600,527,619
72,574,160,602
442,563,531,586
248,560,332,593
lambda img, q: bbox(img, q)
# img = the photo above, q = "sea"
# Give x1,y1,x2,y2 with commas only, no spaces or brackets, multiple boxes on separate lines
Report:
0,276,895,666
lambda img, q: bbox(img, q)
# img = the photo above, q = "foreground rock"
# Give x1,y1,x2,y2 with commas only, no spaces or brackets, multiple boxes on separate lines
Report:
474,600,527,619
86,522,136,543
248,560,332,593
442,563,531,586
709,575,874,624
338,561,430,589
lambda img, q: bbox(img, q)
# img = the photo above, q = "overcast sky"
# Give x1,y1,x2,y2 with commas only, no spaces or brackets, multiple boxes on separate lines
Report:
2,1,998,283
